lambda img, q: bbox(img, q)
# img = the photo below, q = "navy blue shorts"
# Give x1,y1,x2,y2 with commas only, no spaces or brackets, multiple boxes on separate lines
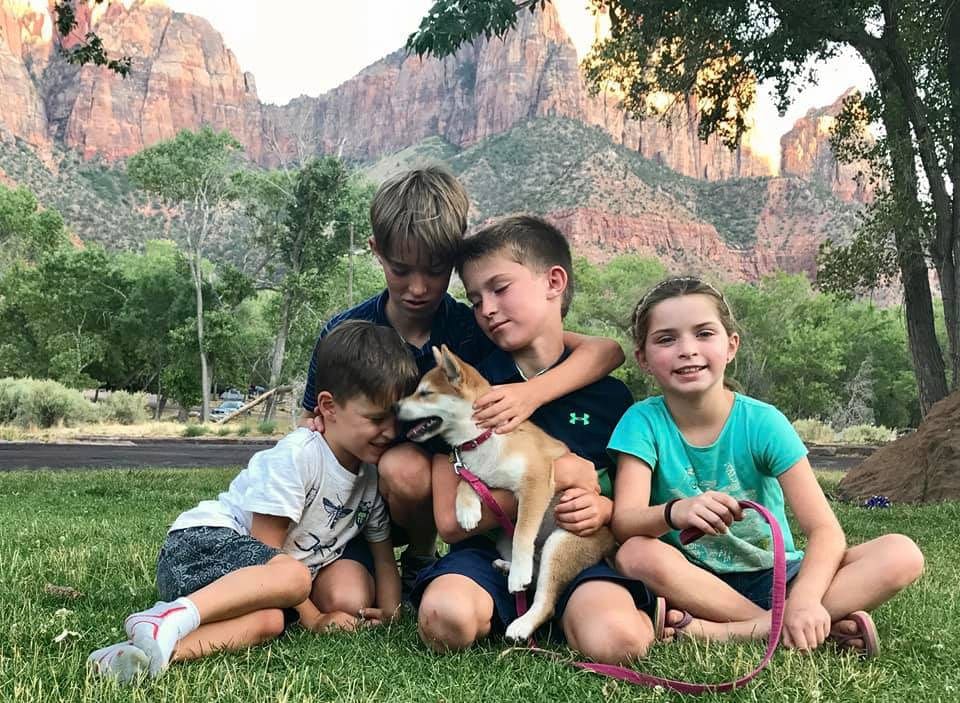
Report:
410,536,655,642
712,559,804,610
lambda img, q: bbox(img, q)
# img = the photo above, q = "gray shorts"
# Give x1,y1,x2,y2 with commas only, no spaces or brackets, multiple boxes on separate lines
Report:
156,526,283,602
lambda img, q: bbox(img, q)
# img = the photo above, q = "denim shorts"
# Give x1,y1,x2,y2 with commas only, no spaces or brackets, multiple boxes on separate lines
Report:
410,536,655,642
711,559,804,610
156,526,375,630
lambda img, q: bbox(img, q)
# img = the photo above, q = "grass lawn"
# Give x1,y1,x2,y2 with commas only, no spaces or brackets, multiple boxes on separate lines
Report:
0,468,956,703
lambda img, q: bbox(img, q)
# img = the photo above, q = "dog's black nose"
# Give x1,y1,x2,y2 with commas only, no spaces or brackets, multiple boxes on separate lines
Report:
391,402,400,413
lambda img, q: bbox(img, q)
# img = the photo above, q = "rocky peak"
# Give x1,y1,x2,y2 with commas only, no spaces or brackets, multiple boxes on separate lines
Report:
780,88,874,203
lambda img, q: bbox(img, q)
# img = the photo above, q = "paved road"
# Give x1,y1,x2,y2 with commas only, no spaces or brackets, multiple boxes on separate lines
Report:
0,439,270,471
0,440,869,472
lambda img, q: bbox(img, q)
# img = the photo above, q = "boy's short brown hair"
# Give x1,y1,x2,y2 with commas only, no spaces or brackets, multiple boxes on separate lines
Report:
457,215,575,316
312,321,418,408
370,166,469,266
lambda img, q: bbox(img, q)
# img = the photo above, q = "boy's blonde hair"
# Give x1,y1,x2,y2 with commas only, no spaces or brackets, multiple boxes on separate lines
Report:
370,166,468,265
313,321,419,408
456,215,574,316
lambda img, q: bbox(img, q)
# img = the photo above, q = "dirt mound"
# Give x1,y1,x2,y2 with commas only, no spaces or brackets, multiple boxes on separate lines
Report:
839,390,960,504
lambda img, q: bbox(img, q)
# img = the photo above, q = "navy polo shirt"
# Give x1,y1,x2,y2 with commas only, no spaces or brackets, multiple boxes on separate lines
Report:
476,347,634,497
302,289,497,411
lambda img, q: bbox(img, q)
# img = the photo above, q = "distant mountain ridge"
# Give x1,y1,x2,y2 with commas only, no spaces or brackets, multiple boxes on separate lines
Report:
0,0,870,281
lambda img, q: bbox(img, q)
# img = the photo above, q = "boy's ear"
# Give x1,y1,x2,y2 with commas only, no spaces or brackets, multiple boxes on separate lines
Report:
439,345,462,386
368,237,379,258
316,391,337,421
545,265,568,303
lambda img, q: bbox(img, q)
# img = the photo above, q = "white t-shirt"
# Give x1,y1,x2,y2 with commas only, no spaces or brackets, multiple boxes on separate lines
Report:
170,428,390,574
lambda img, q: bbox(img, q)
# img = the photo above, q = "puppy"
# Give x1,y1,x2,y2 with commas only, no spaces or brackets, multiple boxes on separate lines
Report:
396,345,615,641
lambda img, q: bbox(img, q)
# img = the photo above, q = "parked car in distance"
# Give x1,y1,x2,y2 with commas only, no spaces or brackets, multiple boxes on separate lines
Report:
220,388,243,401
211,400,244,419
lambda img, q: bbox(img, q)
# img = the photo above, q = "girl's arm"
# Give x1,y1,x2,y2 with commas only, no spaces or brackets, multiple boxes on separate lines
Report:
368,538,400,623
474,333,625,433
611,454,665,541
611,454,742,541
777,457,846,649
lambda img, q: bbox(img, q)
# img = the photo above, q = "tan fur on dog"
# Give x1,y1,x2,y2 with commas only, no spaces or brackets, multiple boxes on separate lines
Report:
396,346,615,641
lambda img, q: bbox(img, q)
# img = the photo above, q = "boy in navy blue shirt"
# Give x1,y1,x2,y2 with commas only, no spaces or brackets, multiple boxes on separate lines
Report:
412,216,658,665
299,168,624,596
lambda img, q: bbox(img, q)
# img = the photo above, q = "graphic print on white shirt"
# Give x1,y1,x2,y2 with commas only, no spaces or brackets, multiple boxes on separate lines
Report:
168,428,390,574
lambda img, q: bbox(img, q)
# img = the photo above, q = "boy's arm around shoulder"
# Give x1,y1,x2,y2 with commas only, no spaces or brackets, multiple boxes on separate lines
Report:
475,332,624,433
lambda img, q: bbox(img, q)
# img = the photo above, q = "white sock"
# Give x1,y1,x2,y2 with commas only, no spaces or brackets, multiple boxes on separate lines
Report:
87,641,150,683
124,597,201,676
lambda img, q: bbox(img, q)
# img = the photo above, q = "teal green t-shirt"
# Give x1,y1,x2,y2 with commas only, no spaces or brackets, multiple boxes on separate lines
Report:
607,393,807,573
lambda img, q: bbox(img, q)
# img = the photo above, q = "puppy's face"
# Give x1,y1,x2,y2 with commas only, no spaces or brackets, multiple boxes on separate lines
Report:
396,346,490,442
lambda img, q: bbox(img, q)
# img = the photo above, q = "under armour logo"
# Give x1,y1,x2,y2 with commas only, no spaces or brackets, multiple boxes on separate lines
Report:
569,412,590,426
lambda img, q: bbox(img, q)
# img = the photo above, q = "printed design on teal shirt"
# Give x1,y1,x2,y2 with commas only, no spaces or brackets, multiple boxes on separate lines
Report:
679,460,777,571
569,412,590,426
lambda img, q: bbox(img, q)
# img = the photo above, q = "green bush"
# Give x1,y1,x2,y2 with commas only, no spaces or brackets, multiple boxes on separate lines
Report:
257,420,278,435
792,418,836,445
0,377,94,427
99,391,148,425
236,423,252,437
182,424,210,437
216,426,233,436
838,424,897,445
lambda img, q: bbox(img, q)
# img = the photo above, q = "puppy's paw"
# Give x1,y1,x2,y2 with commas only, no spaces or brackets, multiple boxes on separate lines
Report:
505,614,538,642
492,559,511,574
455,496,482,531
508,559,533,593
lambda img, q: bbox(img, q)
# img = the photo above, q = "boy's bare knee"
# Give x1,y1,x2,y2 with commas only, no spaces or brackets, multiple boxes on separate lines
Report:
378,445,432,503
253,609,287,643
417,590,481,651
269,554,313,603
573,616,651,664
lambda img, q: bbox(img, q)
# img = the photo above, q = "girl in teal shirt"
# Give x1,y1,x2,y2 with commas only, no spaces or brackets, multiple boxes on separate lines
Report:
608,277,924,658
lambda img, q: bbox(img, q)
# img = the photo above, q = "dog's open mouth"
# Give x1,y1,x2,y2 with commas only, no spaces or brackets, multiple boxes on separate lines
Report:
406,417,442,441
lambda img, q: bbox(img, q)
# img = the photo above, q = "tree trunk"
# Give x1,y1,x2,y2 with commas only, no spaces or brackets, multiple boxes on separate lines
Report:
190,250,210,421
263,292,292,422
874,67,950,414
946,0,960,387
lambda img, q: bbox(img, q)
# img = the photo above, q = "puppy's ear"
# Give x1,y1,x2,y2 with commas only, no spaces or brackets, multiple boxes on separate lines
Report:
439,345,462,385
432,346,443,369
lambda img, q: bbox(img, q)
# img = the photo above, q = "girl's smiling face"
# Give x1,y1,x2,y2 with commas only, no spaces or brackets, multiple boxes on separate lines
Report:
637,293,739,398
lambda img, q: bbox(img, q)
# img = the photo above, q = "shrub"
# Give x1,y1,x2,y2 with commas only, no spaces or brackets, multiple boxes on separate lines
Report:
0,377,94,427
216,426,233,437
257,420,278,435
182,424,210,437
838,424,897,445
792,418,836,445
236,423,252,437
99,391,148,425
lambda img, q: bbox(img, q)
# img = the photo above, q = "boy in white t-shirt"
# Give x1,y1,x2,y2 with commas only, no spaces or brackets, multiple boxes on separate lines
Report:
88,321,419,683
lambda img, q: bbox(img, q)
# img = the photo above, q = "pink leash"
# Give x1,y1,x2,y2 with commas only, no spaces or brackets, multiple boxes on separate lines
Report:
452,455,785,695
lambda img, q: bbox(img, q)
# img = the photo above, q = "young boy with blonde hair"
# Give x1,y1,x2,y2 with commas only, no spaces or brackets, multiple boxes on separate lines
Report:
413,216,659,664
300,167,624,594
89,322,418,683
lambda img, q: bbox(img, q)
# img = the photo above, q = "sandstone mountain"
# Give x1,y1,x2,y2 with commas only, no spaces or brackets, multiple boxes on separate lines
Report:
0,0,870,278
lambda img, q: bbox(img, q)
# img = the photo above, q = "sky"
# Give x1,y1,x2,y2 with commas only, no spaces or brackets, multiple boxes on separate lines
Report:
167,0,874,170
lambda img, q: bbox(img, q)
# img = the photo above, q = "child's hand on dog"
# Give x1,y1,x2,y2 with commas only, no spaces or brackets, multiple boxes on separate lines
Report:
473,383,542,433
555,488,613,536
